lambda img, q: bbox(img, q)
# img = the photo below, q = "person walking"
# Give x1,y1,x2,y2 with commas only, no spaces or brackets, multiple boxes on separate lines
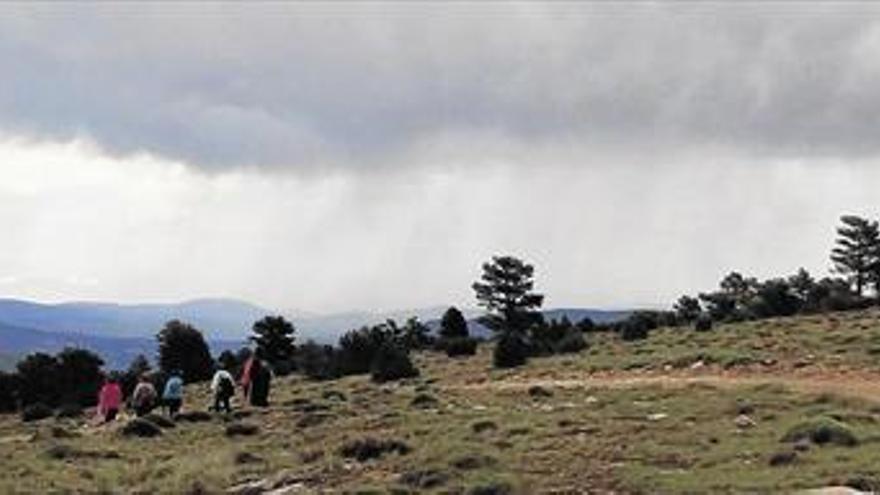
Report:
210,366,235,413
131,374,157,417
249,358,273,407
162,370,184,418
96,375,122,423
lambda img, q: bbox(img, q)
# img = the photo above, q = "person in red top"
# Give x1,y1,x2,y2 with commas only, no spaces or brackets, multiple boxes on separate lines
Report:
97,375,122,423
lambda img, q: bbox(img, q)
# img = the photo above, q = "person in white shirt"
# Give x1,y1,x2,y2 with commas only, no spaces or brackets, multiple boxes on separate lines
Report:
210,367,235,413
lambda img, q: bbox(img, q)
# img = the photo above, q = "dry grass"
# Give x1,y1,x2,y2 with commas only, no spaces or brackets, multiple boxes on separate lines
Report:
3,310,880,492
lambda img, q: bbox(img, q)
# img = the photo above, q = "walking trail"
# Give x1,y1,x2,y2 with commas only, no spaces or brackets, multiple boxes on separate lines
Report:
447,369,880,402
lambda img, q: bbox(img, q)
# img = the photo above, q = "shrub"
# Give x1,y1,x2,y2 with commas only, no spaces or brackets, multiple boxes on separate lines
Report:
296,341,341,381
620,317,649,341
410,393,439,409
338,325,388,375
21,403,53,422
121,418,163,438
781,417,858,446
142,413,176,429
398,469,450,489
441,337,478,357
339,437,411,461
493,333,529,368
554,328,587,354
694,315,713,332
0,372,18,412
55,403,83,419
225,422,260,437
370,344,419,383
176,411,212,423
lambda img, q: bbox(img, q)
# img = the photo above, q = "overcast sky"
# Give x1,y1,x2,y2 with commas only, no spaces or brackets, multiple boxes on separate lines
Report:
2,2,880,313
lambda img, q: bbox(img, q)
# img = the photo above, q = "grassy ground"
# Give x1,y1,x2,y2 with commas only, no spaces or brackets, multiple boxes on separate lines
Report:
4,309,880,493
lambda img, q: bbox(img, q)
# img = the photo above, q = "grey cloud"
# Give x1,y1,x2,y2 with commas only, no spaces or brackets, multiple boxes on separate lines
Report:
2,2,880,171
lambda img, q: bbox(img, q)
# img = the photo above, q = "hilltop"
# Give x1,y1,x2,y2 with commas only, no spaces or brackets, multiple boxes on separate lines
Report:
3,309,880,493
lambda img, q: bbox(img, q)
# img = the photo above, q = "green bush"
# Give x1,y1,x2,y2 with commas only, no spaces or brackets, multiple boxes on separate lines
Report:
370,344,419,383
781,417,858,446
493,333,529,368
554,328,587,354
21,403,53,422
440,337,478,357
694,315,713,332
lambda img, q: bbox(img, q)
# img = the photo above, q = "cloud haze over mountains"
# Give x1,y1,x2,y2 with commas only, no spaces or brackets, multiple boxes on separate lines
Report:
1,3,880,312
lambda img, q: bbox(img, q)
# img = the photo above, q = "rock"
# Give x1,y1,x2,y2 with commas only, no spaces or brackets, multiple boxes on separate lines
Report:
735,414,757,429
647,413,668,421
690,360,706,370
121,418,163,438
800,488,871,495
322,390,347,401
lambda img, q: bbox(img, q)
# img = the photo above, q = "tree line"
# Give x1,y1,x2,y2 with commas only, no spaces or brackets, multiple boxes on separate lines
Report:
0,214,875,415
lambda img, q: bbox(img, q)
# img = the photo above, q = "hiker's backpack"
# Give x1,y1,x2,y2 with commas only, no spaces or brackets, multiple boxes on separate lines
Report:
219,375,235,398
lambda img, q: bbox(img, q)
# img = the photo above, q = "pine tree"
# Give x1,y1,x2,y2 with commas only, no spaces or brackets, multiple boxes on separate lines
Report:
831,215,880,297
439,306,469,339
472,255,544,336
156,320,214,382
250,316,296,368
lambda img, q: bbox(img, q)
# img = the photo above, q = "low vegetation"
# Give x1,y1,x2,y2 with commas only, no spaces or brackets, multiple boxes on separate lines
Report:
2,215,880,491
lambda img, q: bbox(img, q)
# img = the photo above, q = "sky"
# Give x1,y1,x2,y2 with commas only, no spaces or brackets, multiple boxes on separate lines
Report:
2,2,880,314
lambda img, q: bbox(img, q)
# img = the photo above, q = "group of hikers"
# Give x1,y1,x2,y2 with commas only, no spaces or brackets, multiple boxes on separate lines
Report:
95,354,274,424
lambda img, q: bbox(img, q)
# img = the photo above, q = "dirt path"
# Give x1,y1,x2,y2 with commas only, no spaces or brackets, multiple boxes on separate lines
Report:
446,369,880,402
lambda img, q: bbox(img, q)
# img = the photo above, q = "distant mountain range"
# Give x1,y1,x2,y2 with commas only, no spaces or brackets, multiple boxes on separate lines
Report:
0,298,631,371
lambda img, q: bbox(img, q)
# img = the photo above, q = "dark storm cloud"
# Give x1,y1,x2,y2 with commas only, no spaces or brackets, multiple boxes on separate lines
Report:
2,2,880,170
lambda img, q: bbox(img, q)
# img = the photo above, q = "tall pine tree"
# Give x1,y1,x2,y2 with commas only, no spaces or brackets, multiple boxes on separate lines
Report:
831,215,880,297
250,316,296,368
472,255,544,336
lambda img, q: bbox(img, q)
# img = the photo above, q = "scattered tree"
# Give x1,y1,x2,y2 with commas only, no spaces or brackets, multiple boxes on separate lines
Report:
473,255,545,337
831,215,880,297
440,307,469,339
370,343,419,382
250,316,296,372
16,353,61,407
493,333,529,368
56,347,104,407
673,295,702,323
156,320,214,383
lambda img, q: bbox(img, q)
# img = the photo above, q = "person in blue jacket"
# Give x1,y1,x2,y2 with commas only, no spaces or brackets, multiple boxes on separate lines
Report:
162,370,184,418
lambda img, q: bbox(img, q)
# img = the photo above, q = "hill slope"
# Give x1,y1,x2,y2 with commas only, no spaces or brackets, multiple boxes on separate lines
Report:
2,309,880,492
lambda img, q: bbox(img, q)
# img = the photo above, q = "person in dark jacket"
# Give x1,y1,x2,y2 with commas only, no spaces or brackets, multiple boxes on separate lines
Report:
242,356,272,407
